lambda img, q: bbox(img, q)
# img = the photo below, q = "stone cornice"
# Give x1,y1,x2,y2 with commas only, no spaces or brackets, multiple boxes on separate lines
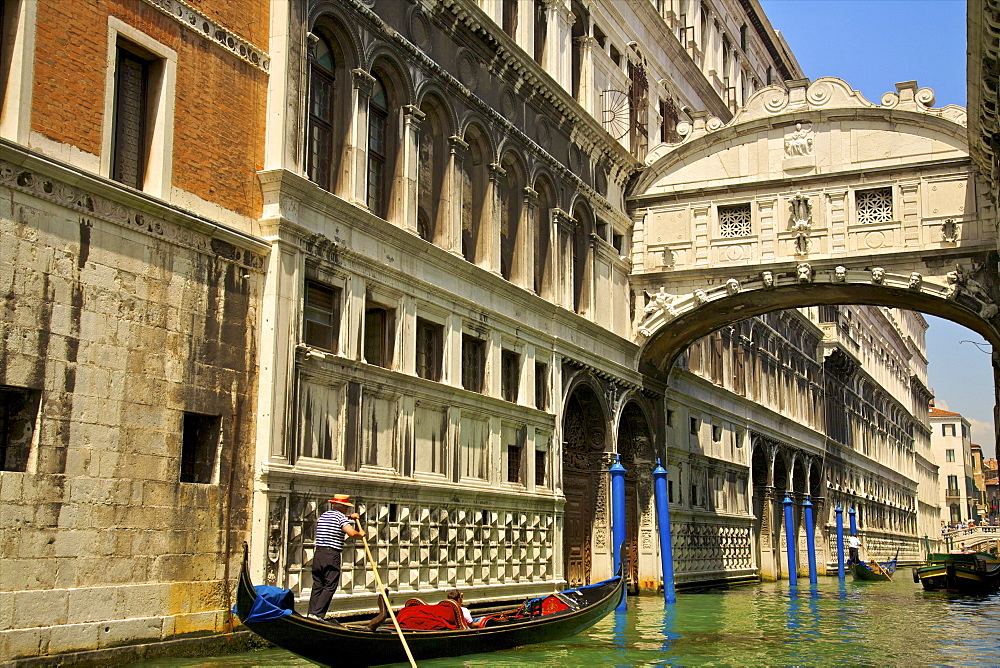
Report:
142,0,270,72
0,139,268,271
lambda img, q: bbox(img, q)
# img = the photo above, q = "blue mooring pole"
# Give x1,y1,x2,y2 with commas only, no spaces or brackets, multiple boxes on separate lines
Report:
652,459,676,604
610,455,627,611
783,494,798,587
849,505,857,536
803,495,817,584
835,504,845,580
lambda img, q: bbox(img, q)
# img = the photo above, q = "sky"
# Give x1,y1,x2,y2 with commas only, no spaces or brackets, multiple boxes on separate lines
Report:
756,1,997,456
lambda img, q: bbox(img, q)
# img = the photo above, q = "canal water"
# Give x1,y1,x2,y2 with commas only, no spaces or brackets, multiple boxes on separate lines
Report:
130,576,1000,666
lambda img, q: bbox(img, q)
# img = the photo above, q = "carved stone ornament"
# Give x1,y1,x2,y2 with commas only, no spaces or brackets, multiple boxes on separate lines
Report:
694,289,709,304
941,218,960,243
981,303,999,320
870,267,885,284
784,122,814,157
834,265,847,282
644,286,680,315
726,278,741,295
662,247,675,268
760,270,775,288
908,272,923,290
797,262,812,284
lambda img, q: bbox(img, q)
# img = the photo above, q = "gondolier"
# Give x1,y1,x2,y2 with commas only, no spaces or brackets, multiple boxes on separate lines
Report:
307,494,365,621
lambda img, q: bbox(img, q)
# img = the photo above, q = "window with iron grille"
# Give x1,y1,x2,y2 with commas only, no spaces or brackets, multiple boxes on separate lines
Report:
501,349,520,402
461,334,485,393
0,385,40,472
363,303,395,369
112,46,150,189
180,412,220,484
303,280,340,351
535,439,548,487
415,318,443,381
856,187,893,224
307,36,335,190
719,203,752,237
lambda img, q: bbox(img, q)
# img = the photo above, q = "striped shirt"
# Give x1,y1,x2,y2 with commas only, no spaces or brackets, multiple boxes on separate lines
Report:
315,509,351,550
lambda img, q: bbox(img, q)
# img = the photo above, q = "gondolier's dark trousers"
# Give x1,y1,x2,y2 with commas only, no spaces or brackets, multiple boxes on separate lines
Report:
307,546,343,616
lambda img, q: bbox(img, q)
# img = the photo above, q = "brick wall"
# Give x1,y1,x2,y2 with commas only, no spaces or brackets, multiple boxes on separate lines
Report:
30,0,267,217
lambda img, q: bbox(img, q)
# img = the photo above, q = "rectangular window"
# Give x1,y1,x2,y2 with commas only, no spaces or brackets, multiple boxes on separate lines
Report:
363,303,395,368
303,280,341,351
462,334,486,393
112,46,150,189
856,187,893,224
504,424,525,484
943,424,956,437
947,449,956,462
666,409,675,427
361,392,396,469
535,436,548,487
962,424,969,439
180,412,220,484
691,483,699,506
690,417,699,435
501,349,520,403
502,0,518,38
535,361,549,410
712,424,722,442
415,318,443,381
414,405,447,475
947,474,960,496
1,384,40,472
719,203,752,237
819,305,839,324
668,479,675,503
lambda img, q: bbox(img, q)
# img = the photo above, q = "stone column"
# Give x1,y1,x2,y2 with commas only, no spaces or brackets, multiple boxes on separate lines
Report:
399,293,416,376
343,273,365,361
759,486,777,580
445,312,463,388
574,35,597,113
553,208,577,309
519,186,538,291
350,68,376,207
400,105,426,235
485,161,506,275
543,0,574,91
447,135,469,258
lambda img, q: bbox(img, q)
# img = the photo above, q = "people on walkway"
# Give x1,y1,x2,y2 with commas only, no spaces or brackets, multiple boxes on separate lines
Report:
306,494,365,621
847,534,861,564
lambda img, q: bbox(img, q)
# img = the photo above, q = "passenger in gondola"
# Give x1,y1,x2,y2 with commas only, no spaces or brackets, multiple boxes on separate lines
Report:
447,589,478,626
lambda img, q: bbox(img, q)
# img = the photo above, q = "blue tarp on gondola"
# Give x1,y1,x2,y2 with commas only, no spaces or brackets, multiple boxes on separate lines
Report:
239,585,295,623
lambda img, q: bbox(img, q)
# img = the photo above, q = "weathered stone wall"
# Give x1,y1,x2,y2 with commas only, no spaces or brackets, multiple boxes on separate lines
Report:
0,145,266,660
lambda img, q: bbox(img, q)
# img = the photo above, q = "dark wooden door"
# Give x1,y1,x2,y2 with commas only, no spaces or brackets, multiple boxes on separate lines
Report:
563,470,592,587
625,478,639,592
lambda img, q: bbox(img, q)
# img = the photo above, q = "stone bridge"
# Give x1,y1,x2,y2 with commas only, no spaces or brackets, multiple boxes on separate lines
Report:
626,77,1000,373
942,525,1000,553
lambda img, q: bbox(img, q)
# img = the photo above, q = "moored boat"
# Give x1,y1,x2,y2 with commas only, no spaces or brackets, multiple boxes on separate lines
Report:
849,557,897,582
912,551,1000,593
234,545,624,667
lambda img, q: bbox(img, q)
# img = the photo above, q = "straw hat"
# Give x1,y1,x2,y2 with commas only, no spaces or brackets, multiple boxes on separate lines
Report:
328,494,354,507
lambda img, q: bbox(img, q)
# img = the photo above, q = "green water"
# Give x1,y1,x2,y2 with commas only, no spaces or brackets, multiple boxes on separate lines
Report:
130,576,1000,666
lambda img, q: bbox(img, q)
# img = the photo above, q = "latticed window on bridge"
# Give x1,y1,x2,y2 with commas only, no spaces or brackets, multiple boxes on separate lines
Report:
719,203,752,237
856,187,893,224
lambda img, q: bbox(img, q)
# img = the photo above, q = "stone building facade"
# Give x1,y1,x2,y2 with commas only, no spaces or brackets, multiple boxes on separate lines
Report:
0,0,269,660
0,0,984,662
930,407,979,524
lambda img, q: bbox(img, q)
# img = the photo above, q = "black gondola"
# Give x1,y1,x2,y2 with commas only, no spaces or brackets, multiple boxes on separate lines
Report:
234,545,625,667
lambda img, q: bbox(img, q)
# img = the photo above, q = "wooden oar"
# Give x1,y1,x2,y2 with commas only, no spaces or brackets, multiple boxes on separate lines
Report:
357,519,417,668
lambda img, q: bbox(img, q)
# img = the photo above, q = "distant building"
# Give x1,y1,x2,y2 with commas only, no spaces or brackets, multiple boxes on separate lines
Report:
929,407,977,523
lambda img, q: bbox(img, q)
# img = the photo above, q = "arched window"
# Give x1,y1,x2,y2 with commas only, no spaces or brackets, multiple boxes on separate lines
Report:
367,75,389,216
572,202,593,314
534,176,553,296
308,37,336,190
461,126,489,265
418,96,450,245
